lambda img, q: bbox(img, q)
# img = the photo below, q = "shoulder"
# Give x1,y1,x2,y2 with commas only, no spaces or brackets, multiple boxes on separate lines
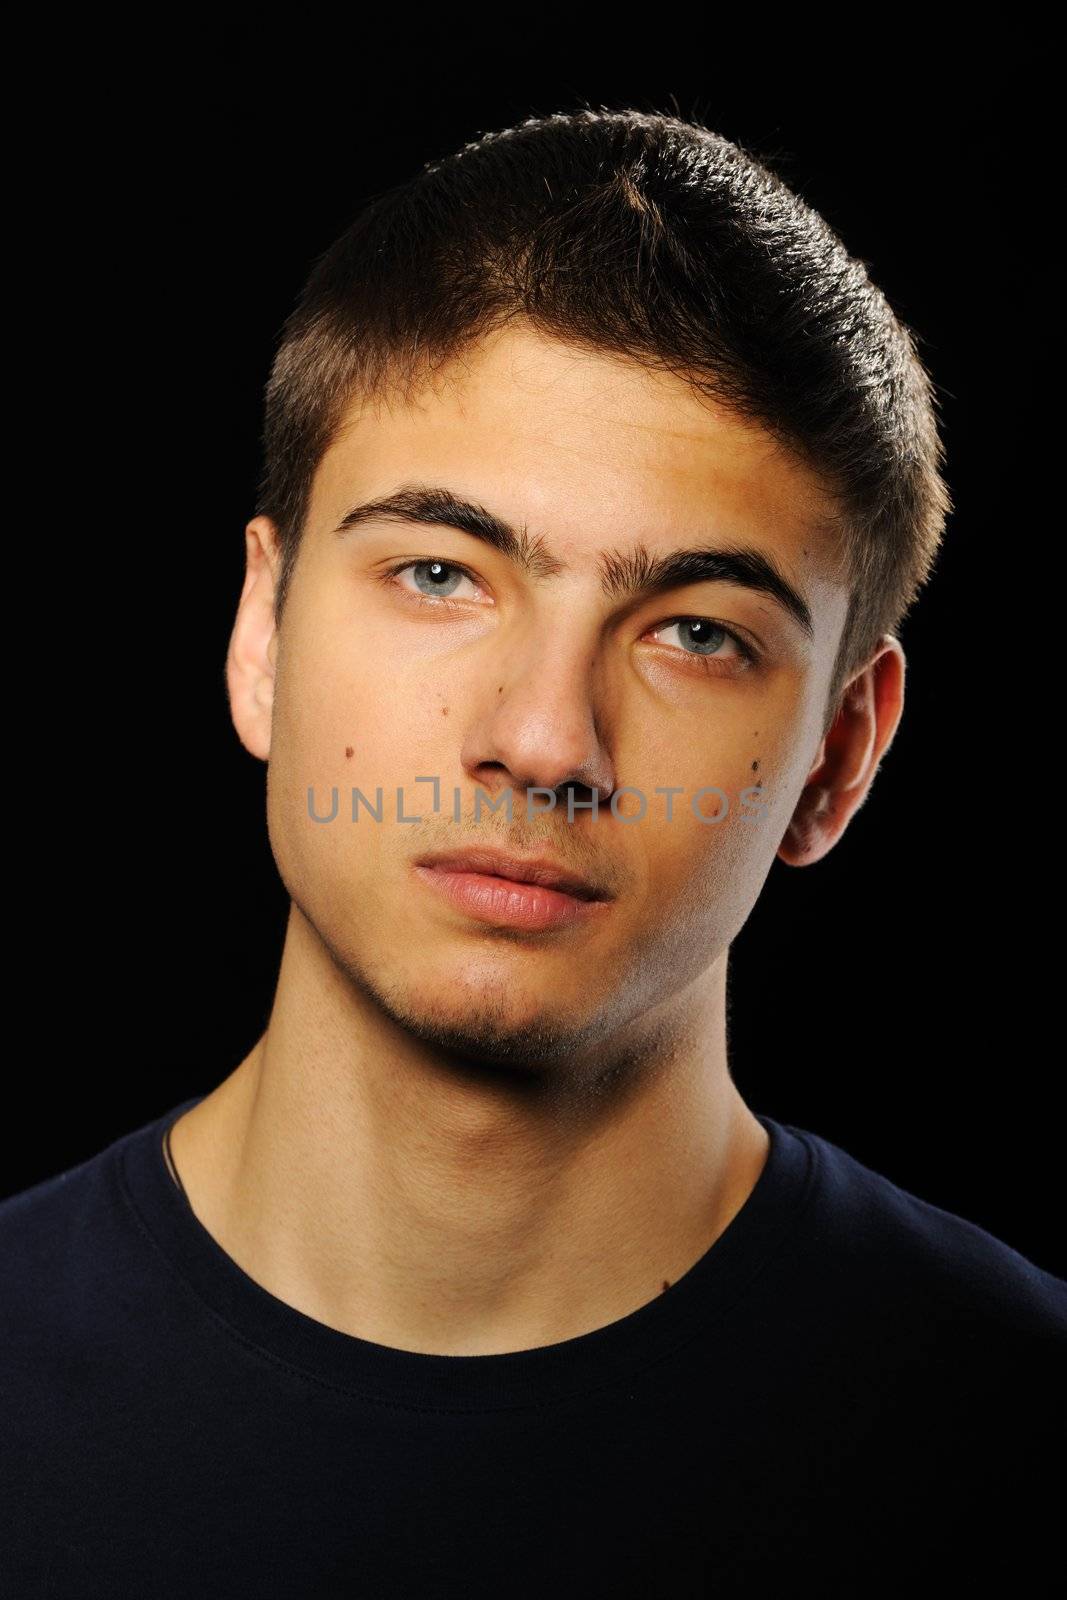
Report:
1,1141,110,1293
1,1139,114,1261
791,1119,1067,1344
780,1121,1067,1556
0,1120,156,1360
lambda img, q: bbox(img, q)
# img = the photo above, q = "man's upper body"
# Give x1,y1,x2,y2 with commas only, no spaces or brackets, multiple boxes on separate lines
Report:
3,1087,1063,1598
8,111,1053,1598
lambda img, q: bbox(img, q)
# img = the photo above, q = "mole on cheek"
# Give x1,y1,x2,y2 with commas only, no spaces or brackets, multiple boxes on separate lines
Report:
441,706,448,716
345,747,354,759
752,759,760,771
661,1280,672,1293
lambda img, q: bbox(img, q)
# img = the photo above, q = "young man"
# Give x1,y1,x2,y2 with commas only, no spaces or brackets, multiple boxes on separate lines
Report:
4,109,1063,1595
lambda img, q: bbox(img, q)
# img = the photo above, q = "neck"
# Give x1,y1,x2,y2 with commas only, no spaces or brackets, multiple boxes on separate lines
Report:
167,907,769,1357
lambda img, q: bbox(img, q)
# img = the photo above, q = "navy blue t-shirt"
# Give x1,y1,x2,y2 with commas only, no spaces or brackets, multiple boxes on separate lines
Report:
3,1095,1064,1597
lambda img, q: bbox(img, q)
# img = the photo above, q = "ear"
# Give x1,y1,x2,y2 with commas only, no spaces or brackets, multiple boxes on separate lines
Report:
778,635,906,867
226,516,281,762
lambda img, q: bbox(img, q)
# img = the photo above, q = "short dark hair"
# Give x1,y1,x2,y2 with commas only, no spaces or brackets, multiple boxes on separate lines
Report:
254,106,951,726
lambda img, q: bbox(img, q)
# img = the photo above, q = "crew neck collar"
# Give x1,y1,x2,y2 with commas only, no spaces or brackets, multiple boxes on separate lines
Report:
117,1093,817,1413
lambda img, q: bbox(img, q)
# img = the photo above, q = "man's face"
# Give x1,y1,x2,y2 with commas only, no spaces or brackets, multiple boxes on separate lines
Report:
251,323,848,1081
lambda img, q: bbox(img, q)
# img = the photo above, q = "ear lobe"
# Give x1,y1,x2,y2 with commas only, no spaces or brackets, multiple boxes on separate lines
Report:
777,783,837,867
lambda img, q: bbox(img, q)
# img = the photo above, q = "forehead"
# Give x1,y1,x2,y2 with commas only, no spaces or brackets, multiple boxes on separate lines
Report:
310,322,843,585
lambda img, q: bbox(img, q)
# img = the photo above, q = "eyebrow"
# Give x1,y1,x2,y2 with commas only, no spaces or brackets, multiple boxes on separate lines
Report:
333,482,815,640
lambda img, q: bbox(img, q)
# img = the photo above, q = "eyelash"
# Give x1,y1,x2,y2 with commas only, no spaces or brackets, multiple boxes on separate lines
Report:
378,558,761,669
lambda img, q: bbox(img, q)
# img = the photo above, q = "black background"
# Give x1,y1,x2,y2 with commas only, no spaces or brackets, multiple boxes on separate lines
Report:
9,28,1055,1277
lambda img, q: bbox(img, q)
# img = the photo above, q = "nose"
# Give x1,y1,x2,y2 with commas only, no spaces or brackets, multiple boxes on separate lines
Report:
460,628,616,807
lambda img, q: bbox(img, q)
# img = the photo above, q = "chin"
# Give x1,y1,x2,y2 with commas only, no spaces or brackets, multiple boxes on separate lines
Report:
398,992,589,1068
320,917,608,1073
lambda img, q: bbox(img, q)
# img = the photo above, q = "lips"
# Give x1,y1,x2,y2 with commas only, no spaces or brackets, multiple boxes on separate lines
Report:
413,846,610,902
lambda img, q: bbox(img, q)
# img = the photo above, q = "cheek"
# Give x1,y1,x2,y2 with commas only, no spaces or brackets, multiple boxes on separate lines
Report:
273,616,439,791
623,704,764,830
266,638,464,899
618,710,799,928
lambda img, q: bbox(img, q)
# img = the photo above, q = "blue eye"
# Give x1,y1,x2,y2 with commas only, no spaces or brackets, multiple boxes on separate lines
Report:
652,618,757,667
387,559,480,601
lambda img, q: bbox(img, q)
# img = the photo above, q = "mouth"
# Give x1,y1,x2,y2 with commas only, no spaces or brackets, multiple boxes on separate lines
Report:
415,847,609,900
412,847,614,932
